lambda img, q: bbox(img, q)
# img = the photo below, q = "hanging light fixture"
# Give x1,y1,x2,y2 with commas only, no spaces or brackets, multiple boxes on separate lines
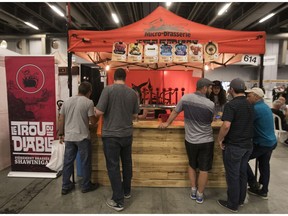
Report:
48,4,65,17
218,3,232,16
111,13,119,24
204,64,209,71
105,64,110,71
24,22,39,30
259,13,275,23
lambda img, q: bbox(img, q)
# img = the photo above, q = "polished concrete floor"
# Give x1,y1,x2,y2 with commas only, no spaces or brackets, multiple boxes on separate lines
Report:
1,142,288,214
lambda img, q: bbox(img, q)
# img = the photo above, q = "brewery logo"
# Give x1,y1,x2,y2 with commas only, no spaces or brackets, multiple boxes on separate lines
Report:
16,64,45,94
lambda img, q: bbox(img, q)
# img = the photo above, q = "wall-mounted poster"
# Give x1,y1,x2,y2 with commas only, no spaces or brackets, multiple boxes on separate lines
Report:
204,41,219,62
127,43,143,63
111,42,127,62
173,42,188,63
159,43,173,63
189,43,203,62
144,43,158,64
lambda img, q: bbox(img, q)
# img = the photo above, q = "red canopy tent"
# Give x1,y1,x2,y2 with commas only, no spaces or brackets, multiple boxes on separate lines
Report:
68,6,266,71
66,6,266,98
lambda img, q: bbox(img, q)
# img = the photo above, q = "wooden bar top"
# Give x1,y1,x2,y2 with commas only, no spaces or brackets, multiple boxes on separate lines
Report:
133,120,223,129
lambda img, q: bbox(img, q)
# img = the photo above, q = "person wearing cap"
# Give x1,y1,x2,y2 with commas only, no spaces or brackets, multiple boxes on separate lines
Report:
245,87,277,200
209,80,227,116
217,78,254,213
159,78,215,204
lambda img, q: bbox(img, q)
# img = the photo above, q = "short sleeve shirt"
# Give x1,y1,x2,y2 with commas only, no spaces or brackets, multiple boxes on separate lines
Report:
96,84,139,137
60,95,95,141
175,92,214,144
222,96,254,148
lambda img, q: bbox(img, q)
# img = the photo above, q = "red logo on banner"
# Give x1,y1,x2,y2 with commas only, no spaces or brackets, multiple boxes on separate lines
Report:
16,64,45,94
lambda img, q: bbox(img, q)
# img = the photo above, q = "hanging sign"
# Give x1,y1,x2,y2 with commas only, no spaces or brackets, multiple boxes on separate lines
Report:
144,43,158,63
204,42,219,61
127,43,143,63
241,54,259,66
159,43,173,63
189,43,203,62
112,42,127,62
173,42,188,63
5,56,57,178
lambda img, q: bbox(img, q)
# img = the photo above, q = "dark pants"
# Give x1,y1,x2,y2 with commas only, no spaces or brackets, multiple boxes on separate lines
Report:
247,144,276,193
223,145,252,210
62,139,92,190
102,136,133,205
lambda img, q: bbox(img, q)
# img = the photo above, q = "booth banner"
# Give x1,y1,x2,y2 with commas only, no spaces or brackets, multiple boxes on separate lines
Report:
112,42,127,62
189,43,203,62
173,43,188,63
159,43,173,63
204,42,219,62
127,43,143,63
5,56,56,174
144,43,158,63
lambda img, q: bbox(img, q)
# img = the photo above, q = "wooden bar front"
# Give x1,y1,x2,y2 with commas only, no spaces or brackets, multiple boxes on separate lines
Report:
91,120,226,188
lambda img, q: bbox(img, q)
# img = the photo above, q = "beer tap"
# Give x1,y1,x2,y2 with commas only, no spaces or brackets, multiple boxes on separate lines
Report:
175,88,178,104
181,88,185,96
168,88,172,105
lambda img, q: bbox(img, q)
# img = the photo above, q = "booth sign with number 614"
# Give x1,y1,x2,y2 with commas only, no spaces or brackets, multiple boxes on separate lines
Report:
241,54,259,66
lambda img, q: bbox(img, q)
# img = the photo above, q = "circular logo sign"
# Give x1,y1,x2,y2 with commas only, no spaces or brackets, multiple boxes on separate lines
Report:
16,64,45,94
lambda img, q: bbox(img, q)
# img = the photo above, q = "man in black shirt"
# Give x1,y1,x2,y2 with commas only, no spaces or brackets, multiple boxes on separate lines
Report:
217,78,254,213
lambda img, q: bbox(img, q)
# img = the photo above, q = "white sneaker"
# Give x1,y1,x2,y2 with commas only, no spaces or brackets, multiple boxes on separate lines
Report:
190,187,197,200
106,199,124,211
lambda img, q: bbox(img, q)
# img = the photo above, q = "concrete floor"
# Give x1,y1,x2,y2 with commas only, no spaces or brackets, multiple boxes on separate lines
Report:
1,142,288,214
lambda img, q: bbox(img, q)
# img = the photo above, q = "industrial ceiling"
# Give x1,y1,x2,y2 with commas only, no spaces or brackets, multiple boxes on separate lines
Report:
0,2,288,36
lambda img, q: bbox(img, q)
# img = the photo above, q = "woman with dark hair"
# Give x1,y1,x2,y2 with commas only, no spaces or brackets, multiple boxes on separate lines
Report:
209,80,227,116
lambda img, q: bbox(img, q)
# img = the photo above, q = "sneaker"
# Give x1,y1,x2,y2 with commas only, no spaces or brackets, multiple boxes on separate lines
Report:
239,202,244,207
248,188,268,199
81,183,99,193
217,200,238,213
190,187,197,200
124,193,131,199
106,199,124,211
196,193,204,204
61,184,75,195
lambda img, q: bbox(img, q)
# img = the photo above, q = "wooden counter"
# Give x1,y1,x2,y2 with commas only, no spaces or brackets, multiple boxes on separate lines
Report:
91,120,226,188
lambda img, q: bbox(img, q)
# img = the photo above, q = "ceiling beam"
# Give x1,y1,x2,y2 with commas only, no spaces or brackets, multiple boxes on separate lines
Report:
74,3,103,30
14,3,63,32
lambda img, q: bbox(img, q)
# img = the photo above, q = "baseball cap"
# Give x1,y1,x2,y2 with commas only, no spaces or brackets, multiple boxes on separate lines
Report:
213,80,222,87
245,87,264,98
196,78,214,89
229,78,245,90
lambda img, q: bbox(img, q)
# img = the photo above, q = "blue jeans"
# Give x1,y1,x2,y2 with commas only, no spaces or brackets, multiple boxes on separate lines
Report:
247,144,276,193
223,145,252,210
62,139,92,190
102,136,133,205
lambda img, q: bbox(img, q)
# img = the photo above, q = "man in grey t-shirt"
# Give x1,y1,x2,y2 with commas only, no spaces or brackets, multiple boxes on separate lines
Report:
95,68,139,211
159,78,215,204
58,81,98,195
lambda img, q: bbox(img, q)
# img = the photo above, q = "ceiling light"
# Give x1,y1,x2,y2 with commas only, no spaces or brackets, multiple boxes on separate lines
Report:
259,13,275,23
0,40,8,49
24,22,39,30
204,65,209,71
105,65,110,71
49,4,65,17
166,2,172,7
111,13,119,24
218,3,232,16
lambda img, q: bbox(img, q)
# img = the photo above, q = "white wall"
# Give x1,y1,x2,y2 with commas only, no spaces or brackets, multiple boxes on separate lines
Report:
0,58,11,170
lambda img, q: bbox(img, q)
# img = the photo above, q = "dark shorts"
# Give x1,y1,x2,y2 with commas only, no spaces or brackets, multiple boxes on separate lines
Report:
185,140,214,171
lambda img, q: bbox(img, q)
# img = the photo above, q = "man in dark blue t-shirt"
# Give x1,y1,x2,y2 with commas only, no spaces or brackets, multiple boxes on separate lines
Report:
217,78,254,213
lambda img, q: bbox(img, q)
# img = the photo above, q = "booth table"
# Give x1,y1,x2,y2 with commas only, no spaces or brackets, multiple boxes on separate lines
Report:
91,120,226,188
